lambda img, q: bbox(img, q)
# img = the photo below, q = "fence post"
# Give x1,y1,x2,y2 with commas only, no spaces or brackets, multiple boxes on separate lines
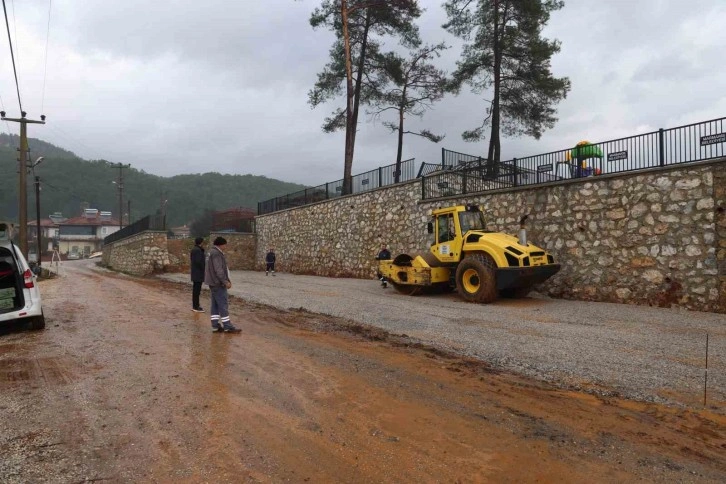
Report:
421,176,426,199
304,188,308,204
513,158,518,187
325,182,329,199
441,147,445,168
379,166,383,187
659,128,665,167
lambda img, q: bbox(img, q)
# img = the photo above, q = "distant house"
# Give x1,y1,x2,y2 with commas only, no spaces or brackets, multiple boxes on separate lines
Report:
57,209,120,257
27,218,61,252
170,224,191,239
212,207,256,233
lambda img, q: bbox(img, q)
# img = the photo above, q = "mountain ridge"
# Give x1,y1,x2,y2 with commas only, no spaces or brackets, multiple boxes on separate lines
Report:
0,133,306,227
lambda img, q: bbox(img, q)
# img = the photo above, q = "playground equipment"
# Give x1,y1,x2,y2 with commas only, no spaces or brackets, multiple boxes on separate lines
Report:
564,140,603,177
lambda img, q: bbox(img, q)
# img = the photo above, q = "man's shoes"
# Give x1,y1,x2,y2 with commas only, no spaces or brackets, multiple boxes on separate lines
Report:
223,326,242,333
271,271,276,276
382,282,387,288
265,271,269,276
192,307,204,313
211,326,223,333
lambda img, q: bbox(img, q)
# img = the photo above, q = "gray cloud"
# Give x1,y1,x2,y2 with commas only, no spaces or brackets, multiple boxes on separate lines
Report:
1,0,724,188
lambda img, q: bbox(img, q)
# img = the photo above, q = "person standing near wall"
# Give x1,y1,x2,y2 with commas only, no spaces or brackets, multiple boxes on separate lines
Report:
265,247,276,276
190,237,206,312
204,237,241,333
375,244,392,288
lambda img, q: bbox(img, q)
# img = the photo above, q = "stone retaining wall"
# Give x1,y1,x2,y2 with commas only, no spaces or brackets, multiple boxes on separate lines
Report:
257,160,726,313
101,231,169,276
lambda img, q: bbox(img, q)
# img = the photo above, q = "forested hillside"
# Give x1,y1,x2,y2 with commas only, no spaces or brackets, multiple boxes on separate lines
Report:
0,134,305,227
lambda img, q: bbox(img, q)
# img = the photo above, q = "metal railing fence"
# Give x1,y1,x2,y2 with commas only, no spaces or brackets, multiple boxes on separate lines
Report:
423,116,725,200
417,162,443,177
103,214,166,245
258,158,416,215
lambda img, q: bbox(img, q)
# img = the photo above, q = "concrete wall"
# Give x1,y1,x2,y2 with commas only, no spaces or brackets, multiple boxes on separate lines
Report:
101,231,169,276
257,160,726,313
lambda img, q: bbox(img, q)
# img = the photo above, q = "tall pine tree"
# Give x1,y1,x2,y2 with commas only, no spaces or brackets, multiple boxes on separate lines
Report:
370,43,448,182
444,0,570,176
308,0,421,194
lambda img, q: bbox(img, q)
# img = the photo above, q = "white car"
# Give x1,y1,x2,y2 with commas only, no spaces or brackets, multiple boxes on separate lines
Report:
0,222,45,330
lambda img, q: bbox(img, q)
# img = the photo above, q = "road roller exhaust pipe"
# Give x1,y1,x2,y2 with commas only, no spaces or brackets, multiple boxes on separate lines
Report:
518,215,529,246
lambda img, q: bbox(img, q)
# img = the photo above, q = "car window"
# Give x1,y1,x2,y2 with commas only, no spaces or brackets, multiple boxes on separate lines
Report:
0,248,18,281
0,248,18,268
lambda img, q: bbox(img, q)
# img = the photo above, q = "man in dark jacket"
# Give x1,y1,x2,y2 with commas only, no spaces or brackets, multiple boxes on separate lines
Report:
265,247,276,276
204,237,241,333
375,244,392,288
190,237,206,312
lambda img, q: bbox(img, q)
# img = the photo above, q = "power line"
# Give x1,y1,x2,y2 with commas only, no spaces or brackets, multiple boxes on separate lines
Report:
10,0,17,66
42,180,86,200
1,0,23,112
43,123,104,161
41,0,52,113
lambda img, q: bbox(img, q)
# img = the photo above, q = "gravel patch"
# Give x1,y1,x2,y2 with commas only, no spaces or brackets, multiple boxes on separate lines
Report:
160,270,725,409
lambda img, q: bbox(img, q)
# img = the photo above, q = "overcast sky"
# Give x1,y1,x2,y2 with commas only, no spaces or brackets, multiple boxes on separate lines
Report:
1,0,724,186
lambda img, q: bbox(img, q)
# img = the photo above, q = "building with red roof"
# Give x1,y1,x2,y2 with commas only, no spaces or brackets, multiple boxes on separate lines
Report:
57,208,120,257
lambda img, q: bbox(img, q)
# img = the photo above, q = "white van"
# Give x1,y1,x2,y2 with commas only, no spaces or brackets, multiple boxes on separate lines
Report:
0,222,45,330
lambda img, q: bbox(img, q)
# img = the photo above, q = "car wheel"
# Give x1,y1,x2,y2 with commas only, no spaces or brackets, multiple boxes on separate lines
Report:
27,312,46,330
456,253,498,303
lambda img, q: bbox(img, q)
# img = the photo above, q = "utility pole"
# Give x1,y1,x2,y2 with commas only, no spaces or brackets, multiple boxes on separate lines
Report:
160,192,168,230
114,163,130,229
0,111,46,258
35,176,41,269
30,157,45,269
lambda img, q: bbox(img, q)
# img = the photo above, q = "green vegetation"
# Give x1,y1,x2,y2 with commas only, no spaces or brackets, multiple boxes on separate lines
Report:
0,134,305,227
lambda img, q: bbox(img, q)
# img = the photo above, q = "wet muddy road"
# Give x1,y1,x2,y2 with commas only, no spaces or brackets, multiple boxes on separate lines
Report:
1,262,725,482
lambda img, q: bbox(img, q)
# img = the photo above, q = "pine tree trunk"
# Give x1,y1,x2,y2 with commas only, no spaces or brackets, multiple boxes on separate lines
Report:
351,10,371,153
487,0,501,179
341,0,355,195
395,106,404,183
